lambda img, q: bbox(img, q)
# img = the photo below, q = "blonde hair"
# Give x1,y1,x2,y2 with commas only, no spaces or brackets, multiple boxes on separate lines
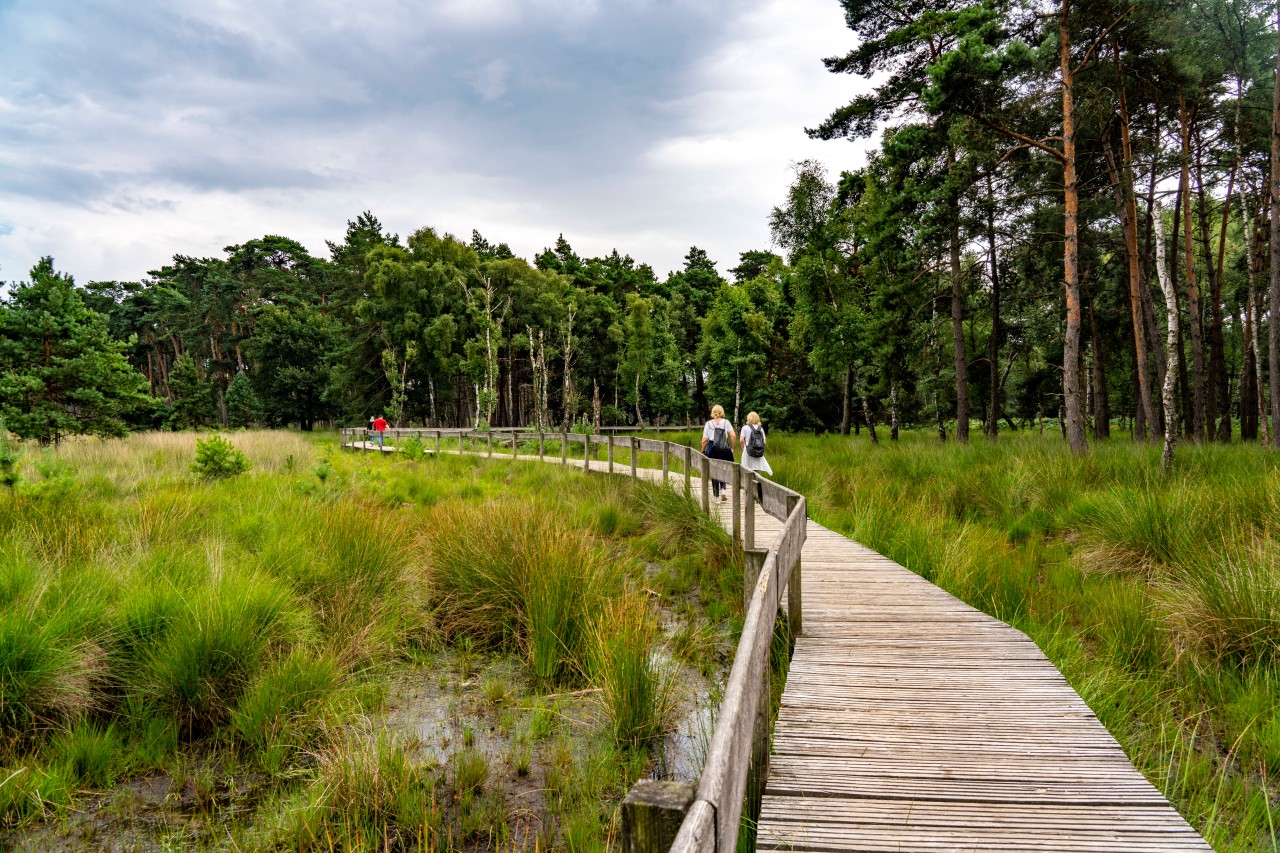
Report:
746,411,761,426
710,404,725,419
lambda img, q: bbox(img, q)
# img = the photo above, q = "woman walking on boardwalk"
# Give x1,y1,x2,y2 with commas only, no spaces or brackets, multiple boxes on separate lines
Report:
701,404,736,500
739,411,770,499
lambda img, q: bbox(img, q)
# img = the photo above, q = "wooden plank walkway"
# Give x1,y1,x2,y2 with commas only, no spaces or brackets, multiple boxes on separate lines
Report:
751,520,1211,853
351,438,1210,851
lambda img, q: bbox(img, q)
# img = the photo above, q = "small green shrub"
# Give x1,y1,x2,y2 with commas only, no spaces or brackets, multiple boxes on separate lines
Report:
0,421,20,488
400,435,426,459
191,434,250,479
50,722,122,789
230,650,341,762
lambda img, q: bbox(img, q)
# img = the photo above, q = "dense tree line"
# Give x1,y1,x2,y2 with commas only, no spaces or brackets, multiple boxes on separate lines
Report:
808,0,1280,458
3,0,1280,454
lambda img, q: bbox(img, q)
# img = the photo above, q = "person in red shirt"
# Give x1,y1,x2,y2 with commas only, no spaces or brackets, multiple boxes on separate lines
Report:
372,415,388,448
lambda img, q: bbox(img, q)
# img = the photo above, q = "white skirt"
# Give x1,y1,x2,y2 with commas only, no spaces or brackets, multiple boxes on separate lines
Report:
742,453,772,475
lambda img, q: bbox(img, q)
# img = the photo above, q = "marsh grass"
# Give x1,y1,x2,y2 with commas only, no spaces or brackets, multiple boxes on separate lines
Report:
1,429,734,850
744,428,1280,850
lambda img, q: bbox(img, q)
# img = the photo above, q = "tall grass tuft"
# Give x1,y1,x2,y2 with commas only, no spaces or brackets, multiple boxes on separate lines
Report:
1076,487,1206,576
590,597,674,751
230,650,342,766
428,503,622,685
274,729,437,851
139,571,302,737
1162,540,1280,666
0,600,100,733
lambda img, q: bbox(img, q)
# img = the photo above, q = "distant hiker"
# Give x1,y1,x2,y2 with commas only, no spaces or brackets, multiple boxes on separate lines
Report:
739,411,771,500
701,404,736,501
372,414,388,448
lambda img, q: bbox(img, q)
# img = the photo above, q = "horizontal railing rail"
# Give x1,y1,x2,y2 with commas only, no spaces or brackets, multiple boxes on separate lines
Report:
340,426,805,853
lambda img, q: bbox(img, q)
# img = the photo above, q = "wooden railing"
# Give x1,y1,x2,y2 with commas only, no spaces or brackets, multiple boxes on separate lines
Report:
340,427,805,853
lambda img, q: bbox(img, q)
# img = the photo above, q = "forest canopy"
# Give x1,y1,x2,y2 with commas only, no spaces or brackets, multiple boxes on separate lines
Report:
2,0,1279,455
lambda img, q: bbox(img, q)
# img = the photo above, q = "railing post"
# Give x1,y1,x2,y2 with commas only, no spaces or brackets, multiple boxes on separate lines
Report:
583,434,591,471
683,446,691,498
620,780,695,853
786,494,804,641
608,434,615,474
661,442,670,484
538,432,545,460
512,432,518,458
744,469,756,551
629,436,637,478
561,431,568,465
731,464,742,546
434,431,441,456
700,454,710,514
487,431,493,458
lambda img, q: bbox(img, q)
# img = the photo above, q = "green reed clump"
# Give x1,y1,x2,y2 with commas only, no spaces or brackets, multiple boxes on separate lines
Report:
230,650,342,767
1162,541,1280,666
273,730,439,852
1075,486,1207,575
138,571,304,738
429,503,623,685
49,721,122,789
0,598,100,735
590,597,674,752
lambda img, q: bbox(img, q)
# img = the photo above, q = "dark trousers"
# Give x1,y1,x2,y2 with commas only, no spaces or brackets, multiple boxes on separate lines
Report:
706,446,733,496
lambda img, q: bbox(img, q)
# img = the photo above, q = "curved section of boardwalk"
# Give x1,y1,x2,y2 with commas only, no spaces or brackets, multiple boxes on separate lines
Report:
343,431,1210,852
757,522,1210,853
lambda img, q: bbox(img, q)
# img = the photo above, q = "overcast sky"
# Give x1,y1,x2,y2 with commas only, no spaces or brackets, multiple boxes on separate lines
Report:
0,0,875,285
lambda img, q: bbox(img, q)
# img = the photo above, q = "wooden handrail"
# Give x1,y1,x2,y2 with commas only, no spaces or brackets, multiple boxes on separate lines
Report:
340,427,805,853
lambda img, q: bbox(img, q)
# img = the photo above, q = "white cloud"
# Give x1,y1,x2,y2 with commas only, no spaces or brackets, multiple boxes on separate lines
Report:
0,0,877,285
464,59,512,103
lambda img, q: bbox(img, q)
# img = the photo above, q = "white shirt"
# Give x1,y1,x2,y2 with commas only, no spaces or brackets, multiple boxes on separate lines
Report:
702,417,735,446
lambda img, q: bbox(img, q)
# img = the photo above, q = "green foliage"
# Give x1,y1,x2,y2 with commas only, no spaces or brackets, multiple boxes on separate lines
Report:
166,353,214,429
51,722,122,789
429,503,622,685
0,258,151,442
223,371,262,428
139,572,300,736
0,419,20,488
191,434,250,479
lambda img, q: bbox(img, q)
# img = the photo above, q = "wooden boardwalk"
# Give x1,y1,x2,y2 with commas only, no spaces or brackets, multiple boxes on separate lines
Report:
346,434,1211,852
750,519,1211,852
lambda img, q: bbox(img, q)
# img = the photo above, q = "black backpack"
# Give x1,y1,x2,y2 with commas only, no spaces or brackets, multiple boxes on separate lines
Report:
711,425,729,453
746,425,765,458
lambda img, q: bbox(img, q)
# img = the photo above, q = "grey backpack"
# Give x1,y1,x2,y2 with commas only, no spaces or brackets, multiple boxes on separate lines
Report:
746,425,765,458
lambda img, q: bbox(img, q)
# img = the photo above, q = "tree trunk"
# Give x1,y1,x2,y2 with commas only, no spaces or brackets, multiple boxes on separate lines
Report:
1270,13,1280,446
1140,134,1168,435
1111,62,1156,439
1179,96,1207,440
1194,125,1229,442
890,382,900,440
949,181,970,443
986,174,1001,439
1061,2,1087,454
840,365,853,435
1154,201,1180,469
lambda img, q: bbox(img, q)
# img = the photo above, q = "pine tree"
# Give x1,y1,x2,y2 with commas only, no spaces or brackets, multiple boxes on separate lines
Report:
223,371,262,428
0,258,151,442
167,353,214,430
